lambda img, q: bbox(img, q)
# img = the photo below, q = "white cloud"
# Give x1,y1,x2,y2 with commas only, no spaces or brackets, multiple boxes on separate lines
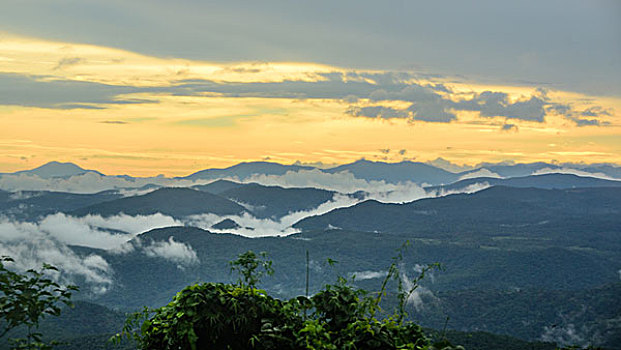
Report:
143,236,199,266
0,212,184,293
458,168,503,181
0,172,207,194
426,182,492,198
116,187,160,197
352,270,387,280
532,167,620,181
183,173,494,237
244,169,429,204
34,212,182,250
540,324,586,347
401,272,437,312
0,220,113,292
187,194,360,237
74,213,182,237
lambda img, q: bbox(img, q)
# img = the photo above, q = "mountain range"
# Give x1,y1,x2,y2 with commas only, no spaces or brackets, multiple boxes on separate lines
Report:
0,160,620,348
3,159,620,187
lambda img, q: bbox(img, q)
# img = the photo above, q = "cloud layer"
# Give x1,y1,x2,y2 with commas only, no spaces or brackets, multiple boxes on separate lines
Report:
143,236,199,267
0,212,184,293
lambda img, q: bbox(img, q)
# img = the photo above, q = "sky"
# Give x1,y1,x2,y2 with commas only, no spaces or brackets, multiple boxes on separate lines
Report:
1,0,620,176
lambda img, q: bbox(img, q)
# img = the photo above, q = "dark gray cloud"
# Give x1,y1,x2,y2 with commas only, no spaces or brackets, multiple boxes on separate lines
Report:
407,101,456,122
581,106,612,117
347,106,411,119
0,70,611,127
365,84,457,122
547,104,572,115
501,123,519,132
571,118,602,126
0,73,147,109
368,85,441,103
2,0,618,95
545,102,613,127
100,120,128,124
453,92,546,122
351,83,549,123
53,57,83,71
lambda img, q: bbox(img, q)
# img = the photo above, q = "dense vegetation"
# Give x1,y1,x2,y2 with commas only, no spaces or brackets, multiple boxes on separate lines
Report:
0,257,77,350
0,251,612,349
115,250,464,350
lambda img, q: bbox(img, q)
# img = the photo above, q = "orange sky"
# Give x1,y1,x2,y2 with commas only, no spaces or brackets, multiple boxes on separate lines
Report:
1,34,619,176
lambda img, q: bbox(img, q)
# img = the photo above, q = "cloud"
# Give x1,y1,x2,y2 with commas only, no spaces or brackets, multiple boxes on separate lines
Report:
368,85,442,103
100,120,128,124
0,218,113,292
367,84,457,122
116,187,161,197
501,123,518,132
540,324,586,347
581,106,611,117
2,1,619,96
347,106,411,119
37,214,135,250
0,211,185,292
351,270,387,280
546,103,572,115
143,236,199,266
53,57,83,70
292,160,339,169
400,265,438,312
408,101,456,122
172,76,613,126
427,182,493,198
187,193,360,237
1,212,181,250
531,167,620,181
454,91,547,122
188,175,491,237
243,169,431,203
182,170,494,237
547,103,612,127
346,82,591,124
570,118,603,127
458,168,503,181
0,73,142,109
0,172,206,193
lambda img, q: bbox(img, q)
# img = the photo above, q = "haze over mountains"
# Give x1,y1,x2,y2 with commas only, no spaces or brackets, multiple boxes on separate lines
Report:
0,159,620,348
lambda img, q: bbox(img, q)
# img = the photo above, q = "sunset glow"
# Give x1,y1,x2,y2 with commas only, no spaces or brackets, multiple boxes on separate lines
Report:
1,9,619,176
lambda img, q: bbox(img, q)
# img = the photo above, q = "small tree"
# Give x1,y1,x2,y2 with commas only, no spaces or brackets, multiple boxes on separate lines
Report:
0,257,78,350
229,251,274,289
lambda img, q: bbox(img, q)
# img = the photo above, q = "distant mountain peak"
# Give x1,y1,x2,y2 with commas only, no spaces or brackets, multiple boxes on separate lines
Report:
182,161,314,180
14,161,100,179
325,159,460,185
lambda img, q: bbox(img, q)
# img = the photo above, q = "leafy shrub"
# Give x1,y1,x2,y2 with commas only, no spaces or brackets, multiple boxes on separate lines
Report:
139,283,301,350
117,249,463,350
0,256,78,350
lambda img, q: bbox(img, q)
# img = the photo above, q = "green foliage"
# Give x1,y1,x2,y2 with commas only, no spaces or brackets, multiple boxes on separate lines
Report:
229,251,274,289
368,241,442,323
0,256,78,350
120,283,302,350
305,279,430,350
117,249,460,350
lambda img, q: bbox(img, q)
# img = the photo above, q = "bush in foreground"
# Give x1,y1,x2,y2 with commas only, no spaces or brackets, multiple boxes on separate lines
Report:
116,249,461,350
